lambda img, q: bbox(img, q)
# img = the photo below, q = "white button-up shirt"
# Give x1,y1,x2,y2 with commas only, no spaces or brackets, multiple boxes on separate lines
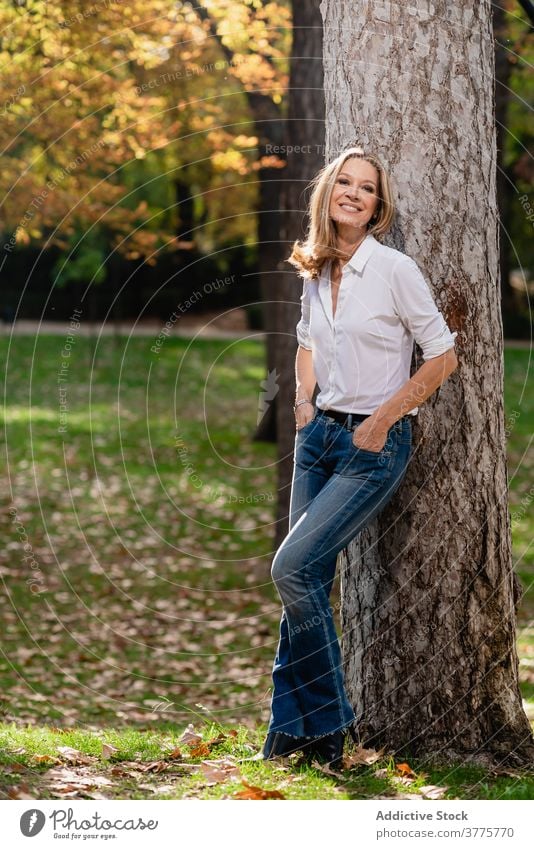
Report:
295,234,457,416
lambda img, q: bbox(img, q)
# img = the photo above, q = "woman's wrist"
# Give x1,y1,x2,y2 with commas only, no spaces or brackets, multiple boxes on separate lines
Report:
293,398,314,413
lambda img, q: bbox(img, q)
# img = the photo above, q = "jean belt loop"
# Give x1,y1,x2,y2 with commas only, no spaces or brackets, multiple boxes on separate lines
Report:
347,413,353,431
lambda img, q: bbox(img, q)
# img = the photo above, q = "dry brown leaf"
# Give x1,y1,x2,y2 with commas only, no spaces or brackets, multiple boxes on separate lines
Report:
109,766,131,777
7,782,36,799
206,733,227,746
56,746,95,765
393,775,416,786
102,743,119,759
420,784,449,799
46,766,113,791
309,759,343,776
374,767,388,778
200,758,241,785
344,745,384,768
136,760,169,774
189,743,211,758
3,763,28,774
233,780,285,800
166,747,183,760
33,754,61,765
178,723,202,746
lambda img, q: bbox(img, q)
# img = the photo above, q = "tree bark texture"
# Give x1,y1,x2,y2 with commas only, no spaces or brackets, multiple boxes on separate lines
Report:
320,0,534,765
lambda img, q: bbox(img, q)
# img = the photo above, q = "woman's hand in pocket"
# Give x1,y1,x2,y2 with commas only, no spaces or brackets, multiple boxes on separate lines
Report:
295,404,314,431
352,417,388,452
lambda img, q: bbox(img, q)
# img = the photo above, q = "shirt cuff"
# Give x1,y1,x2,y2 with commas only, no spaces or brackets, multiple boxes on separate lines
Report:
421,328,458,361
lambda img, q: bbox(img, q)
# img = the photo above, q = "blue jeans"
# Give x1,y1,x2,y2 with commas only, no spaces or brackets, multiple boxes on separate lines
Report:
265,406,413,739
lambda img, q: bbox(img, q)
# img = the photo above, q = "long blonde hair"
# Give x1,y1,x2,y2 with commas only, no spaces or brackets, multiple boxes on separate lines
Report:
287,146,395,280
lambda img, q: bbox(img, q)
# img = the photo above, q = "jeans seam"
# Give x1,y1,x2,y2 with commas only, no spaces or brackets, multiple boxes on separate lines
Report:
302,571,349,732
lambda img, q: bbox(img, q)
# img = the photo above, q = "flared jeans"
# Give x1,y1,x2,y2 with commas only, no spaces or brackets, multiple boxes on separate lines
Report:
266,406,413,739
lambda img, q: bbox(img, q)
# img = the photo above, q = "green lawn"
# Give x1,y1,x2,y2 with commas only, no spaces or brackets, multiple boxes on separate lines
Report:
0,334,532,800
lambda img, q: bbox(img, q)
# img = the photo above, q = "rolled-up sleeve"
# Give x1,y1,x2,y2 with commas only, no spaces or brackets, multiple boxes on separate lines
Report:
295,280,313,350
389,256,457,360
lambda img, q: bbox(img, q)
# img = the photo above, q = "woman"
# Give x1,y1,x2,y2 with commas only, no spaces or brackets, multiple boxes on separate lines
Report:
262,146,458,768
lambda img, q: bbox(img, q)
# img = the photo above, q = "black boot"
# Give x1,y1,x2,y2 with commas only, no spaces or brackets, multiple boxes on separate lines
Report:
262,731,313,760
306,723,359,769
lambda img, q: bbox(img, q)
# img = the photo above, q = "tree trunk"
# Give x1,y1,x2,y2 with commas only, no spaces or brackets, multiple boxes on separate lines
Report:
320,0,534,766
249,91,286,444
492,3,516,324
272,0,325,546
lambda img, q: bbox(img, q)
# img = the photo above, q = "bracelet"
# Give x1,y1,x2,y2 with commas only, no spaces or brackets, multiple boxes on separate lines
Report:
293,399,314,413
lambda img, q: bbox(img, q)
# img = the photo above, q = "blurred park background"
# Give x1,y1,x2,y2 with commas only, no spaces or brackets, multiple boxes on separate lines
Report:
0,0,532,801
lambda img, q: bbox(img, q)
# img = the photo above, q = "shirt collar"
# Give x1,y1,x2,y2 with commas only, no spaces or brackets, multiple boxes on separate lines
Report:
345,233,377,273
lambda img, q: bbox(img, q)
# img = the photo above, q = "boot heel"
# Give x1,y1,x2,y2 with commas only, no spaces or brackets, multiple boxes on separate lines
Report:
347,723,360,745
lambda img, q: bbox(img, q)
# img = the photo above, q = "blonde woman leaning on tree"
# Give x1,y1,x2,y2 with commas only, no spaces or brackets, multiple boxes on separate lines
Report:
261,146,458,768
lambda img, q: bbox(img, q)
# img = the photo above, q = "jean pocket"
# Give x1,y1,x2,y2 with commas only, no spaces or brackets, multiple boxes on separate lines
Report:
296,415,316,435
394,417,412,446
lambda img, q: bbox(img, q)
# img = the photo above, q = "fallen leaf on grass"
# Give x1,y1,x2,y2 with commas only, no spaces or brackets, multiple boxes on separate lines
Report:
309,759,344,777
102,743,119,759
135,760,170,774
206,733,227,747
344,745,384,768
178,723,202,746
233,780,285,800
166,747,183,760
33,754,61,765
3,763,29,774
45,766,114,796
7,782,36,799
137,783,176,794
395,762,417,778
200,758,241,785
419,784,449,799
189,743,211,758
57,746,95,765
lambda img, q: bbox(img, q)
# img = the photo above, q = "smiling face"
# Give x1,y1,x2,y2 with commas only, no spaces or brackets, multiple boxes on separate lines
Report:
328,156,380,232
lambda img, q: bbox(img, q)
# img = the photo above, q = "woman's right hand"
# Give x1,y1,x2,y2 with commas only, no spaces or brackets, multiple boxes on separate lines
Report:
295,403,314,431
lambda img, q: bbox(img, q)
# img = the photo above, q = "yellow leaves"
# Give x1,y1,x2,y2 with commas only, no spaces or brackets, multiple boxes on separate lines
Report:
212,149,250,175
233,133,258,148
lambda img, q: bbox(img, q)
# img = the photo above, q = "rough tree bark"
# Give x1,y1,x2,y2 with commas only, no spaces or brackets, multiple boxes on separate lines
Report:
320,0,534,766
493,2,515,323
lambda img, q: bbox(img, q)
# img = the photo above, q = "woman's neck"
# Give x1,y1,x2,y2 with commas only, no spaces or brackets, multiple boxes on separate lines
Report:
333,227,368,271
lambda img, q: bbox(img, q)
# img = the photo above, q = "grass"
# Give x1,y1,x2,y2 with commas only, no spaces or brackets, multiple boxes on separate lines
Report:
0,333,532,799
